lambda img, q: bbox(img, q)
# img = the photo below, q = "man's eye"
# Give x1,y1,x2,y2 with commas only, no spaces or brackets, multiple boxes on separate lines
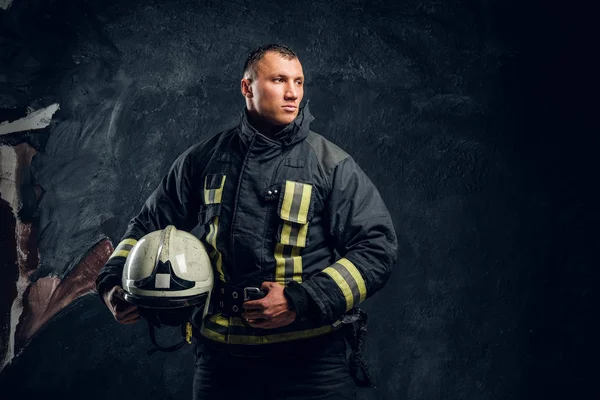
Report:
274,78,283,82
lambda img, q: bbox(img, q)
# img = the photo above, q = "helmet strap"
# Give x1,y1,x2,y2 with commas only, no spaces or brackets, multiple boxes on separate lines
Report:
146,321,189,355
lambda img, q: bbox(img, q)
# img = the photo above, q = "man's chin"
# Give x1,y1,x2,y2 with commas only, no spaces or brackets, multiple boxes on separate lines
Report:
273,113,298,126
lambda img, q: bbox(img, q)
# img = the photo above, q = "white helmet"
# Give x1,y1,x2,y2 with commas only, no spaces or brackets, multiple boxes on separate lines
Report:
121,225,213,352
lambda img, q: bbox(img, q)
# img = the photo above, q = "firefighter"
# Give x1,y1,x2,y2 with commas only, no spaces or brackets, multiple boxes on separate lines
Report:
97,43,398,400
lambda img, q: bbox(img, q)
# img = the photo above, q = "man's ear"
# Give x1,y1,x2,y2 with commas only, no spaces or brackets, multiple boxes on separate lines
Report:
241,79,253,98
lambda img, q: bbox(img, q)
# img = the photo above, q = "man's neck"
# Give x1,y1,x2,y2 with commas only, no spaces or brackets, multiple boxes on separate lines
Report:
246,110,285,137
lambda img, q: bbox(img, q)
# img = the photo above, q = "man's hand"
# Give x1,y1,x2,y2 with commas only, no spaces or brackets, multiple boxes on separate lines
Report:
242,281,296,329
103,285,141,324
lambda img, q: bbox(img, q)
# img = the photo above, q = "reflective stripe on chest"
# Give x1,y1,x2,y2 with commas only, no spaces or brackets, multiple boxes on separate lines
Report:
204,174,226,282
274,180,314,284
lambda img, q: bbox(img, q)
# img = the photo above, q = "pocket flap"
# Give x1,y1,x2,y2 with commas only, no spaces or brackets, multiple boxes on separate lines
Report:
277,181,314,224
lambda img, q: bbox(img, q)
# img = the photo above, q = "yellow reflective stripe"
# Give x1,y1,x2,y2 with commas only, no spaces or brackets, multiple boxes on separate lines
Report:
280,181,296,220
203,175,227,204
214,175,226,203
297,184,312,224
337,258,367,303
185,322,193,344
120,238,138,247
323,258,367,311
207,315,251,328
200,324,226,343
280,221,293,245
323,266,355,311
200,320,341,345
209,216,225,282
291,246,302,282
275,181,312,283
206,221,216,252
295,223,309,247
274,243,286,285
279,181,312,224
280,220,309,247
202,175,226,281
209,314,230,327
110,249,130,259
274,244,303,284
109,238,138,259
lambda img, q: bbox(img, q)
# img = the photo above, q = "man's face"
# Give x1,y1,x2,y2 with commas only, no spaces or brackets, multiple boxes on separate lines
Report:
243,52,304,127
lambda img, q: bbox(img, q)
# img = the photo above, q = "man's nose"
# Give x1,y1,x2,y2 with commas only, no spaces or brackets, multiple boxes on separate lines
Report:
284,83,298,99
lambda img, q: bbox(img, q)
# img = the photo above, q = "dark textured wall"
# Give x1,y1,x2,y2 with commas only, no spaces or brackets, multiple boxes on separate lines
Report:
0,0,594,399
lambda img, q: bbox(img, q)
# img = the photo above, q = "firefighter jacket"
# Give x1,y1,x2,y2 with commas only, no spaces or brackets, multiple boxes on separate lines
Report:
96,102,398,346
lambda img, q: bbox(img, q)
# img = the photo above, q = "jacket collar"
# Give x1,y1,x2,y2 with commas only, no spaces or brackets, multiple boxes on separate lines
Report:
238,100,314,148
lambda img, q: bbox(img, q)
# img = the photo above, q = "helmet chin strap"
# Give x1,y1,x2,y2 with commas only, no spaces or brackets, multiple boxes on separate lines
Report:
146,321,190,355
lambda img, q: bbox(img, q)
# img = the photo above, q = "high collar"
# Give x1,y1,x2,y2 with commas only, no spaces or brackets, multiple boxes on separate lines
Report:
238,101,314,148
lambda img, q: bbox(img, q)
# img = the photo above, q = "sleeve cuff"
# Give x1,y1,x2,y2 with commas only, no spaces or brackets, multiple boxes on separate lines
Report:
96,274,121,304
284,281,315,320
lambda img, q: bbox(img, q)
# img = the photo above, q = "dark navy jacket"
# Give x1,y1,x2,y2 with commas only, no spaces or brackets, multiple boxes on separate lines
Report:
96,103,398,345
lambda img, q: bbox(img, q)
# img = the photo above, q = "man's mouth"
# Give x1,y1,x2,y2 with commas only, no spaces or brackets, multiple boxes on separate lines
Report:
283,105,297,112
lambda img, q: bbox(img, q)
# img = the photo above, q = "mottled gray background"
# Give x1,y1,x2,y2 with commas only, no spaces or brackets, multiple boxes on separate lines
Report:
0,0,595,399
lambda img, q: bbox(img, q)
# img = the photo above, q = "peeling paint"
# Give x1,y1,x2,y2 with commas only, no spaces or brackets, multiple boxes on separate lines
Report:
0,146,18,217
0,103,60,135
0,145,20,370
2,271,28,370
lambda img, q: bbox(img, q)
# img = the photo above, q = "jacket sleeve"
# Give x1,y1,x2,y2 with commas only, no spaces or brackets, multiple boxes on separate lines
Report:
95,145,201,299
297,156,398,324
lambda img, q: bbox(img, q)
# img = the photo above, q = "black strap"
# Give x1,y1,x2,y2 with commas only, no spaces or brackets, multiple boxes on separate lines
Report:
343,308,373,388
146,322,188,355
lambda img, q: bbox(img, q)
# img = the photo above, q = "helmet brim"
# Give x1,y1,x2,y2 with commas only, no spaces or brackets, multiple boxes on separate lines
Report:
123,292,208,309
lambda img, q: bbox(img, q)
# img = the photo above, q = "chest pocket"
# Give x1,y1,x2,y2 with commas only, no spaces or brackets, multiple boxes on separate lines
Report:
272,180,314,284
276,180,314,247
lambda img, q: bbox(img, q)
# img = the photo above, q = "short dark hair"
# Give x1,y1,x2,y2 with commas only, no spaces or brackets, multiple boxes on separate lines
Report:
243,44,298,81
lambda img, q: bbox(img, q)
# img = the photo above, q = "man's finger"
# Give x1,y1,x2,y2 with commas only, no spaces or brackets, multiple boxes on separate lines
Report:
114,301,136,314
242,300,264,310
247,319,272,329
116,304,138,318
260,281,276,291
116,308,140,321
243,311,269,320
113,288,127,301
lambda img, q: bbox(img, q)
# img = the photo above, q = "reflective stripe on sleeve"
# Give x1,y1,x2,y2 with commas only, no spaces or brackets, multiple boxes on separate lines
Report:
108,238,138,260
322,258,367,311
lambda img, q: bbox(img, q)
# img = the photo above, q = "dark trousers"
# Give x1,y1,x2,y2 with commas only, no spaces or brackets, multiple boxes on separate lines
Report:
192,329,357,400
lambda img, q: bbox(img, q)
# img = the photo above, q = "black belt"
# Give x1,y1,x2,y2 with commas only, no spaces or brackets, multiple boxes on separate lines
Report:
211,281,262,317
